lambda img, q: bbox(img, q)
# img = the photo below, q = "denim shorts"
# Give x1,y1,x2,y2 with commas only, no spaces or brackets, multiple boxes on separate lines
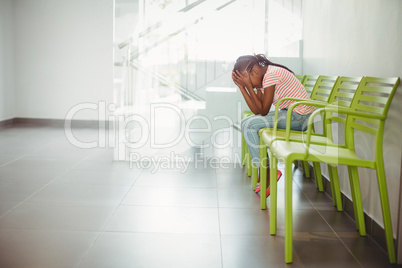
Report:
241,109,311,166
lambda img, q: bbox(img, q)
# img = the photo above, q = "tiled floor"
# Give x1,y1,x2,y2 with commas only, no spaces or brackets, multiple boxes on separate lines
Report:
0,124,398,267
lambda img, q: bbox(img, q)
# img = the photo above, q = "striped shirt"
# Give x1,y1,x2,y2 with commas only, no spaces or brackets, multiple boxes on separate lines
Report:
262,66,314,114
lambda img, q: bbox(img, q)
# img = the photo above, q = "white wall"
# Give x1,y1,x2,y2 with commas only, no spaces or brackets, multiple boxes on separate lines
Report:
14,0,114,120
0,0,16,121
303,0,402,237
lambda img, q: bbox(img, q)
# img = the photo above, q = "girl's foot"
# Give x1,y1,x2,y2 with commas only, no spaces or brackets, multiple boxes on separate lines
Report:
255,170,282,195
266,170,282,197
255,183,261,193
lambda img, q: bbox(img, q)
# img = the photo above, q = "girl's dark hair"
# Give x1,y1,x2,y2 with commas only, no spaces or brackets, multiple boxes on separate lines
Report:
233,54,294,74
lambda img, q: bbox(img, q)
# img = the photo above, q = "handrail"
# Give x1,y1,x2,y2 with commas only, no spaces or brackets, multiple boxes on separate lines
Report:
272,97,326,135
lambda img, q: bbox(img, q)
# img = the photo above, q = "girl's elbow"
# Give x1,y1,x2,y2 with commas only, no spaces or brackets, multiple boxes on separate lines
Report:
260,107,270,116
260,108,269,116
254,109,263,115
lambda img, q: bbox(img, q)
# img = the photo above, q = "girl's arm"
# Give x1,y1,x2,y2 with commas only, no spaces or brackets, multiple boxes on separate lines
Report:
260,85,275,116
237,86,260,114
232,71,263,114
256,88,263,101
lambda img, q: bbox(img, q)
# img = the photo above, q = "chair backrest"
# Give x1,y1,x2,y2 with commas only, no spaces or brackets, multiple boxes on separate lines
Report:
309,75,339,102
327,76,362,107
299,75,338,136
295,74,306,84
321,76,362,140
302,75,319,97
343,77,400,152
306,75,340,136
324,76,362,123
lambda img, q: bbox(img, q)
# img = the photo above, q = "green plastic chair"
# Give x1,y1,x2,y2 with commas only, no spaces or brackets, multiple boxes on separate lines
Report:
259,76,362,209
267,76,400,264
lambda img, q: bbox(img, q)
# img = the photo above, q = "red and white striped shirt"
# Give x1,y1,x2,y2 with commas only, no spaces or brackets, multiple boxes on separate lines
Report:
262,66,314,114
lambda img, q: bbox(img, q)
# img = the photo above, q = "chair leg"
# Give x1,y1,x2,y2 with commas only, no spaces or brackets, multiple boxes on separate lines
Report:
246,146,252,177
252,163,258,191
348,166,366,236
376,162,396,263
328,164,343,211
241,134,246,165
328,165,337,207
348,166,359,230
259,139,268,209
293,160,299,169
285,159,294,263
302,161,310,178
269,151,278,235
313,162,324,192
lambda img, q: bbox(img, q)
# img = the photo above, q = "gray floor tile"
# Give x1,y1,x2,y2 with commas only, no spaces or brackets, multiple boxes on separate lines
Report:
216,171,253,188
218,188,262,208
0,183,46,202
0,154,25,167
337,232,394,268
139,162,217,174
0,203,116,231
54,169,140,186
72,159,139,172
135,172,217,188
0,201,19,217
78,232,222,268
291,231,361,267
219,207,270,235
215,165,246,174
276,209,334,233
267,179,317,210
0,156,81,172
0,229,99,268
122,186,218,207
0,125,396,267
221,234,290,268
0,168,61,184
317,209,358,233
27,184,131,206
105,205,220,234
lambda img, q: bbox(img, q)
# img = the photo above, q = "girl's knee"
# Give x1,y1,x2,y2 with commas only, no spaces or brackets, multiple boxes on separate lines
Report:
244,117,273,130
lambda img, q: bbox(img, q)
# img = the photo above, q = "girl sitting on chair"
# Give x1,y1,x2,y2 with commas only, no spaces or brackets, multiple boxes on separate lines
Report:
232,54,313,196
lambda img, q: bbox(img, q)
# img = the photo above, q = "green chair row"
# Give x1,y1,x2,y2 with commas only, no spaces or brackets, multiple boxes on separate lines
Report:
258,75,361,208
242,74,338,194
242,75,357,210
260,76,400,264
241,75,320,184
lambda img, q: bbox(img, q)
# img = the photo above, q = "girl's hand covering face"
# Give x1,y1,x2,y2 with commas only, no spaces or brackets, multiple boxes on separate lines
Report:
232,70,253,89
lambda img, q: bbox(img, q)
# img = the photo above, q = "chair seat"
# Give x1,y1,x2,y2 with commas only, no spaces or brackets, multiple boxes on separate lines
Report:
259,128,334,147
270,140,376,169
